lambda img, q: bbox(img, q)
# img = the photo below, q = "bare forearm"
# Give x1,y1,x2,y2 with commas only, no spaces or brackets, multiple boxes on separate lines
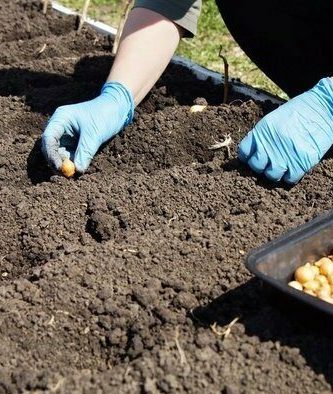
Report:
107,8,183,105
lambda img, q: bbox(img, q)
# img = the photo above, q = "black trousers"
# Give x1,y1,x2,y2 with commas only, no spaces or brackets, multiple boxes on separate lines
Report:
215,0,333,97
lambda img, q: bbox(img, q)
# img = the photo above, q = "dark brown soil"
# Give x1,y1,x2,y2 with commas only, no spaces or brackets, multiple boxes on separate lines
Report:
1,2,333,393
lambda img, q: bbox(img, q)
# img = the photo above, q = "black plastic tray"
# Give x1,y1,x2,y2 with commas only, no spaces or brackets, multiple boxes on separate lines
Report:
246,210,333,319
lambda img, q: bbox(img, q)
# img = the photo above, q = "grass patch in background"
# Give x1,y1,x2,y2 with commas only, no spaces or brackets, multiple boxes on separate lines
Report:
59,0,285,98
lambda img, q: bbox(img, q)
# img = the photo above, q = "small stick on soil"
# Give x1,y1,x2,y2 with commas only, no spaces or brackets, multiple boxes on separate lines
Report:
219,46,229,104
209,134,233,157
168,215,178,226
122,248,138,253
46,315,55,326
24,14,31,34
35,43,47,57
42,0,50,15
50,378,64,393
210,317,240,339
112,0,133,56
77,0,91,32
123,366,131,378
174,326,187,365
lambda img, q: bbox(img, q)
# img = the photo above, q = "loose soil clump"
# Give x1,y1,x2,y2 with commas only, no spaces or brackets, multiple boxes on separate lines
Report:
1,1,333,393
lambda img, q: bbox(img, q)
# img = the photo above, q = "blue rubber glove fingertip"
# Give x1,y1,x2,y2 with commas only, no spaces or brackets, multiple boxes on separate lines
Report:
238,146,248,163
283,173,303,185
74,155,89,174
238,131,256,163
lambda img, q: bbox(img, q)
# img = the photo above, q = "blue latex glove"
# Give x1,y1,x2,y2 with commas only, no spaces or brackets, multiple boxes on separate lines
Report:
42,81,134,173
238,78,333,184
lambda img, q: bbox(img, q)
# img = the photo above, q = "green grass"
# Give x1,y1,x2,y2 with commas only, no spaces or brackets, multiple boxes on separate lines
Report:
59,0,285,98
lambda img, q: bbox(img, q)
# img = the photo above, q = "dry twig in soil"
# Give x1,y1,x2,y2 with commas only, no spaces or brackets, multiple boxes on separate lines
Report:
77,0,91,32
210,317,240,339
46,314,55,326
168,215,178,226
219,46,229,104
209,134,233,157
35,43,47,57
50,378,64,393
112,0,133,56
42,0,50,15
174,326,187,365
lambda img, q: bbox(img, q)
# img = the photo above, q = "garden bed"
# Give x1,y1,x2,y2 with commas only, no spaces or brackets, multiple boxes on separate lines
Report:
1,1,333,393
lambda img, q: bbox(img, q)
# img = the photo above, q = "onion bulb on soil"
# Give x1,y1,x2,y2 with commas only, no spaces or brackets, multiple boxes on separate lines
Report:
61,158,75,178
189,104,207,113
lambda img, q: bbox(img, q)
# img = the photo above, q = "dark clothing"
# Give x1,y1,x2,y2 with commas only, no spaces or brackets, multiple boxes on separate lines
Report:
133,0,201,36
215,0,333,96
134,0,333,96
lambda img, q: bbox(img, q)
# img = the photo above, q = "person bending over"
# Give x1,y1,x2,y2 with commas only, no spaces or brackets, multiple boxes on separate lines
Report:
42,0,333,184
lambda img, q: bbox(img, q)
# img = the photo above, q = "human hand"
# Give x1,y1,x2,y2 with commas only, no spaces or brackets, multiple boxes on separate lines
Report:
238,78,333,184
42,81,134,173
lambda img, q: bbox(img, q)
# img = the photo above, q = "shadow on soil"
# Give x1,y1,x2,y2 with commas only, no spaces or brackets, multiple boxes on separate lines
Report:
0,54,234,115
222,158,296,191
222,147,333,189
27,138,54,184
3,55,333,186
0,56,111,114
192,278,333,387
